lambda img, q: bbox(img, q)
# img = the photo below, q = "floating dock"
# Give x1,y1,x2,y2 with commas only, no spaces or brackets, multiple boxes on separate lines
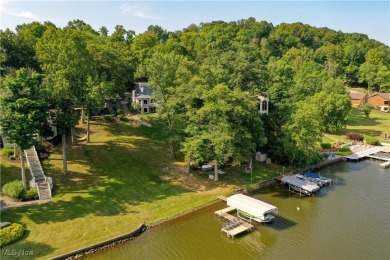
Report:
344,146,384,161
215,207,254,238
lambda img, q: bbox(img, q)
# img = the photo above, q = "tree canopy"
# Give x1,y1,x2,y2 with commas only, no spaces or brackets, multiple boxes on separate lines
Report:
1,17,388,168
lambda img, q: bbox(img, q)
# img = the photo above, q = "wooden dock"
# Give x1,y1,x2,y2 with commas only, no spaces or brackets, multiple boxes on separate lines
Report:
215,207,254,238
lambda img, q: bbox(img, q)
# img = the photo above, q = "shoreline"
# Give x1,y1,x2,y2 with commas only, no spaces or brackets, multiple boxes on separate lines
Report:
42,157,347,259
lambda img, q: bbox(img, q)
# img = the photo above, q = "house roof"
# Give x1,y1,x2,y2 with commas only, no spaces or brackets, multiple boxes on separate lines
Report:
349,92,367,100
255,95,269,101
370,92,390,100
134,82,153,99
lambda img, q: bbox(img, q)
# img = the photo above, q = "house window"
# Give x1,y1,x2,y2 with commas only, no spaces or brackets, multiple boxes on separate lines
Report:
143,100,148,105
384,107,389,111
143,108,148,113
384,101,389,105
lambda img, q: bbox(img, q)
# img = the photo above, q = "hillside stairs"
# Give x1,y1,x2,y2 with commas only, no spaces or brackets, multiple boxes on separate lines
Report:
24,147,52,200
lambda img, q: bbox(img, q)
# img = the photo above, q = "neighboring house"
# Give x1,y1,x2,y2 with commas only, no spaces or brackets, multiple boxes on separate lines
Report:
368,93,390,112
256,95,269,115
349,91,368,106
131,82,157,113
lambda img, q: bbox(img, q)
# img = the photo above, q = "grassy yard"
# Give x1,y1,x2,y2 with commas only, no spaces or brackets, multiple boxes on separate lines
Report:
327,107,389,143
1,158,26,189
0,118,284,259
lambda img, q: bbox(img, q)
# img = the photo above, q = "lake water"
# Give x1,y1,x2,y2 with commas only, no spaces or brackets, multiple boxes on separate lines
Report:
87,160,390,259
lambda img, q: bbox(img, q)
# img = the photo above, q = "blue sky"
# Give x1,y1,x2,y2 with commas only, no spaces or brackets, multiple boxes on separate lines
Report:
1,1,389,45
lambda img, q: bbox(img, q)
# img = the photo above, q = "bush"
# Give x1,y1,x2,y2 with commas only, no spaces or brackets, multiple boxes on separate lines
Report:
0,223,25,246
346,133,363,142
365,136,381,145
117,114,129,122
104,115,113,122
21,189,39,201
336,146,353,156
321,143,332,149
2,180,24,199
1,148,14,158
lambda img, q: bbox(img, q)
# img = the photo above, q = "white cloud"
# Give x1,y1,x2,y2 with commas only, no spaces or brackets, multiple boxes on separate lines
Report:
0,1,42,20
13,10,41,20
120,4,157,19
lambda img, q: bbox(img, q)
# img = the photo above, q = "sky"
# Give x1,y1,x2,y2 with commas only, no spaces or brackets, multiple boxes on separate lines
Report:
0,1,389,45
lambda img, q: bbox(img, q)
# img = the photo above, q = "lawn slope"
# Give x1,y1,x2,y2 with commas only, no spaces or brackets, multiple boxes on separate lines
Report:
1,121,235,259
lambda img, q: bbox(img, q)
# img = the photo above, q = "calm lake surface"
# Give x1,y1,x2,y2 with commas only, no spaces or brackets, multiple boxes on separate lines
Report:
87,160,389,259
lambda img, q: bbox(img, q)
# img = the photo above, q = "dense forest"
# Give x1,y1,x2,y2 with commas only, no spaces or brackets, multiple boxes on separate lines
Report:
1,18,389,172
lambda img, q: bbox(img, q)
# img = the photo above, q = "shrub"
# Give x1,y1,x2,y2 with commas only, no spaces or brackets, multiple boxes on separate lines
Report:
21,189,39,201
321,143,331,149
1,148,14,158
117,114,129,122
346,132,363,142
104,115,113,122
2,180,24,199
365,136,381,145
0,223,25,246
336,146,353,156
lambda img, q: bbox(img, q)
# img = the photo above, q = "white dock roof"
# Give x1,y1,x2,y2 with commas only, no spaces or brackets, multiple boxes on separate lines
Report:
226,194,278,217
281,175,320,193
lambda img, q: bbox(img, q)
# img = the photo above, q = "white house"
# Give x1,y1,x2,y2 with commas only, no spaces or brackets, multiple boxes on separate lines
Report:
256,95,269,115
131,82,157,113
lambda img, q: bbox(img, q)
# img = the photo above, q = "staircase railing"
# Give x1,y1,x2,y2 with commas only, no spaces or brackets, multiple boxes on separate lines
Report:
24,146,51,200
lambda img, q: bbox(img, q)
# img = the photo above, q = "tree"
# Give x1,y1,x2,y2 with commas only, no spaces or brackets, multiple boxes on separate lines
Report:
359,47,390,92
283,100,323,164
362,103,373,118
83,77,115,142
36,27,96,174
145,52,183,158
0,69,47,188
182,84,265,181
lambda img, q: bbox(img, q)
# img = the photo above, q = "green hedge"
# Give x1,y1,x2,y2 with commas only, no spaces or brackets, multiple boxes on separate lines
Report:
365,136,381,145
2,180,24,199
21,189,39,201
321,143,332,149
1,148,14,158
0,223,25,246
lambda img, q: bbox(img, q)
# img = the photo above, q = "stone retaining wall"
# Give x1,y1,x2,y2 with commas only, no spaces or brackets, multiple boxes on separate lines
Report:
50,223,147,260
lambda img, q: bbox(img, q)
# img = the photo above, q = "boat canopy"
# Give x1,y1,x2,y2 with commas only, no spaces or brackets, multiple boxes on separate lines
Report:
281,175,320,193
226,194,278,217
303,171,320,178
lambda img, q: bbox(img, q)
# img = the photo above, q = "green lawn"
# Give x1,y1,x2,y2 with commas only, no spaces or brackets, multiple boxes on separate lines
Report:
0,120,238,259
328,107,389,143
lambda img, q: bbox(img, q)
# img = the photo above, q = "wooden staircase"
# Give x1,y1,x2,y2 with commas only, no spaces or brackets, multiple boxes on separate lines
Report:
24,146,52,200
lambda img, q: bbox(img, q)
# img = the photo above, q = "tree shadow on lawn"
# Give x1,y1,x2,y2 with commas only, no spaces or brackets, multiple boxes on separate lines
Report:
2,139,194,224
347,109,381,127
